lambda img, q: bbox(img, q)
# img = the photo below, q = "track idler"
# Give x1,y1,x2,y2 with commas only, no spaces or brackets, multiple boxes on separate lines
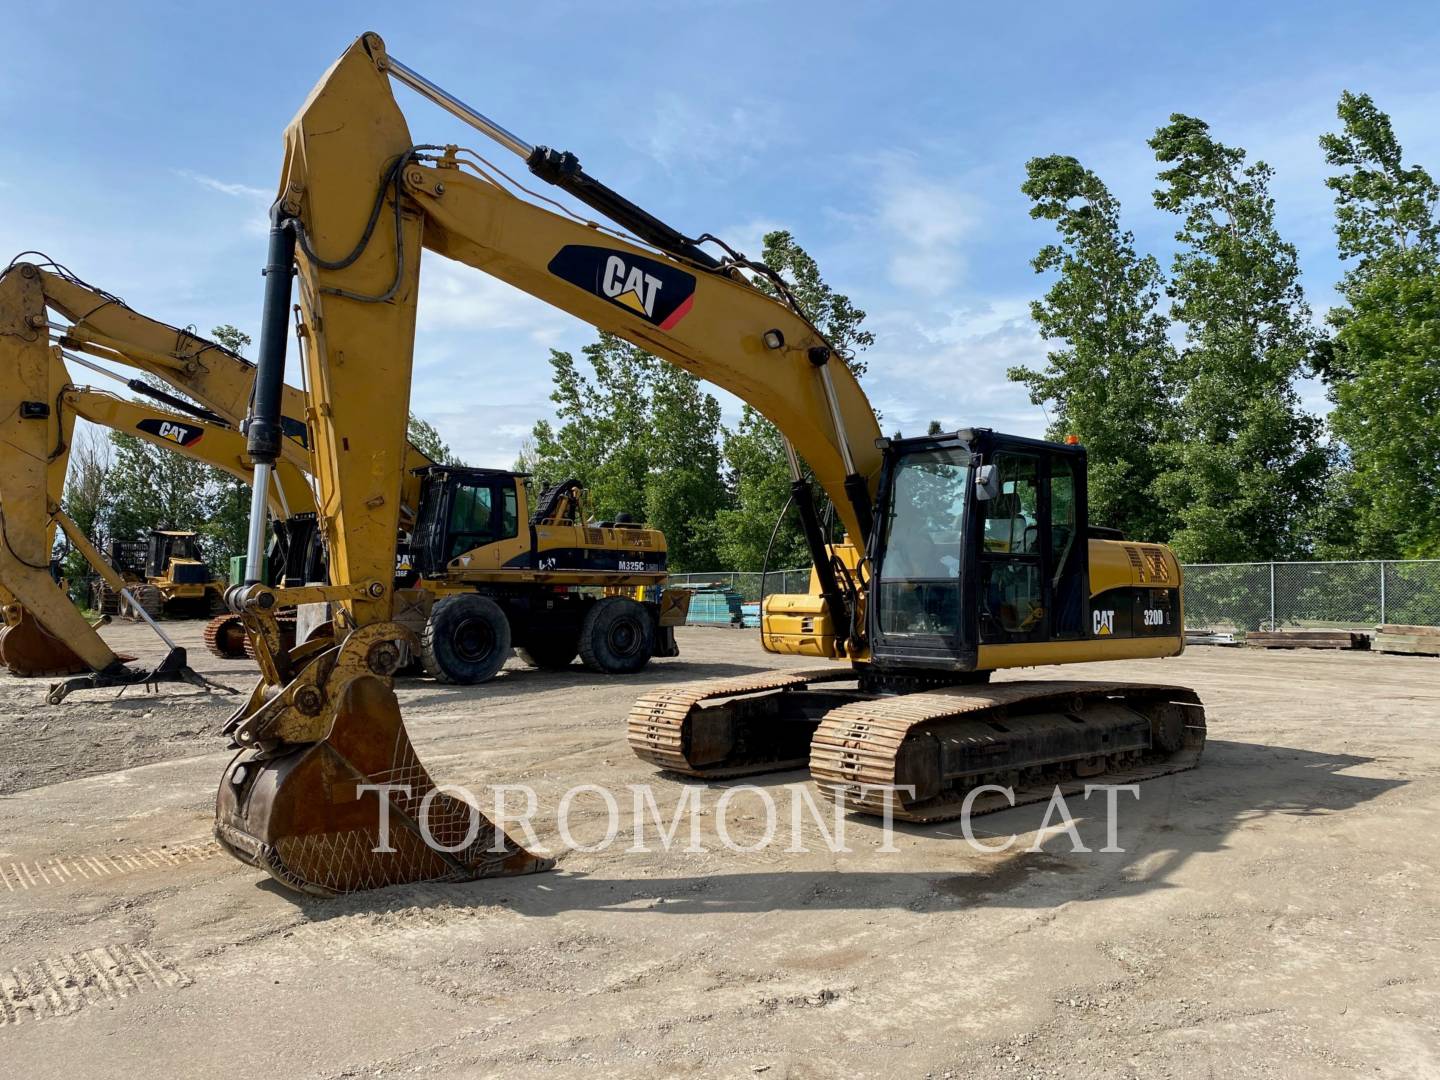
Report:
215,620,552,895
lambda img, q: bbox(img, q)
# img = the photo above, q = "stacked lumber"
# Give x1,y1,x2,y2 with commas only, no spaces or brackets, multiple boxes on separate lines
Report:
1373,624,1440,657
1245,629,1370,650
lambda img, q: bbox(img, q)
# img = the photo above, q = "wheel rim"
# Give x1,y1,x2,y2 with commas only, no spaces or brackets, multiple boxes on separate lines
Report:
454,616,496,663
607,617,642,658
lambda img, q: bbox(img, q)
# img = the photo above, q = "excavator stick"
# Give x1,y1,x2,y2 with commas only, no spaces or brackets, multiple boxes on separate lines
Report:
215,620,551,895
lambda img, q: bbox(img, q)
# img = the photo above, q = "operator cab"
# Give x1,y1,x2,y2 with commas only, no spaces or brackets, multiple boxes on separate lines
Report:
868,428,1089,671
409,466,522,576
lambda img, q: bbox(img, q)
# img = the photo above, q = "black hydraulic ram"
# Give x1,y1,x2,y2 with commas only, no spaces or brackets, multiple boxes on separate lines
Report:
377,47,721,271
242,205,298,586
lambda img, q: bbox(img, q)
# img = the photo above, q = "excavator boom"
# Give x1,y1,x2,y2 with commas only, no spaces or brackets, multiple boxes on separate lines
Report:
0,263,316,681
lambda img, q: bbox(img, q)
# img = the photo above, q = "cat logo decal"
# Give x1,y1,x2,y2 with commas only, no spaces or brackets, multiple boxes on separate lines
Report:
548,245,696,330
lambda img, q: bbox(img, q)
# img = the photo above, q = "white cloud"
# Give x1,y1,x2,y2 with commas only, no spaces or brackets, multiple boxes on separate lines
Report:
863,297,1048,437
175,170,269,200
417,254,574,343
634,95,783,172
868,155,978,297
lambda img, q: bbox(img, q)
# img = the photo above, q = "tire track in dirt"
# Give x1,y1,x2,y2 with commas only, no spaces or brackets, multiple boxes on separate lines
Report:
0,944,191,1025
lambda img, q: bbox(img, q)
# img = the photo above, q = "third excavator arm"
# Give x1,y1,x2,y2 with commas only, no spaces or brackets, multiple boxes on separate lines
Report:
0,258,328,685
0,300,313,693
213,33,1205,896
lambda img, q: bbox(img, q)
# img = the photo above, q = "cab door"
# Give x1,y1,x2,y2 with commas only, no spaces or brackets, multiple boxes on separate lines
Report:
975,445,1089,644
868,444,972,666
976,451,1047,643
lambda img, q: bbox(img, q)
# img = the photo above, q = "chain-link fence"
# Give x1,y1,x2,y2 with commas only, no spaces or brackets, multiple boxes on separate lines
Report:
671,560,1440,631
1183,560,1440,632
667,569,810,603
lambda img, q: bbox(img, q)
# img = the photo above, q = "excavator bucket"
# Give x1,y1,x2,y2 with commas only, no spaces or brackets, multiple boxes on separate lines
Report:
1,607,92,676
1,604,136,677
215,625,551,895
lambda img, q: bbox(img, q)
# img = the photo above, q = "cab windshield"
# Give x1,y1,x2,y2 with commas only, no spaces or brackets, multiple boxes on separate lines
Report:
876,447,971,637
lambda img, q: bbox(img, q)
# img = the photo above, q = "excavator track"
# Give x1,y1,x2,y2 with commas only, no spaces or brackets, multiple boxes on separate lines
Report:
809,680,1206,823
202,614,247,659
628,671,1205,822
626,667,859,777
203,612,297,661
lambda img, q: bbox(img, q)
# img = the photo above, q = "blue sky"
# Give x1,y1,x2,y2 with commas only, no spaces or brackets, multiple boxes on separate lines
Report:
4,1,1437,467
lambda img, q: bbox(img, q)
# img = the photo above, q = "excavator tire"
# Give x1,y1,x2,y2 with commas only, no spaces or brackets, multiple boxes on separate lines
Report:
421,593,512,684
516,634,579,670
578,596,653,675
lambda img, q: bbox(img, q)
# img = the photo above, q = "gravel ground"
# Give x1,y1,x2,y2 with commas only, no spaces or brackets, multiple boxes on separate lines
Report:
0,620,1436,1078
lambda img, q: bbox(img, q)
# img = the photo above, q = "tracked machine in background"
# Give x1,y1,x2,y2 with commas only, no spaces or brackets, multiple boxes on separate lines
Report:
204,33,1203,896
96,529,226,618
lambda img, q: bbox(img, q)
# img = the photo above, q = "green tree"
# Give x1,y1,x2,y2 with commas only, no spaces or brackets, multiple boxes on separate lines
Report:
94,325,261,577
1316,92,1440,557
711,230,874,570
1009,155,1179,541
407,413,462,465
57,426,112,599
101,431,217,547
201,325,254,573
210,324,251,354
527,334,727,569
1148,115,1328,562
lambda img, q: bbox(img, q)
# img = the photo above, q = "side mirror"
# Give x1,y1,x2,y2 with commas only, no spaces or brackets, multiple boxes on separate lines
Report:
975,464,999,502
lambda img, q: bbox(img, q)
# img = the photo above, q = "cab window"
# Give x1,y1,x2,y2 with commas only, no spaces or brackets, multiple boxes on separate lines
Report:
876,447,969,638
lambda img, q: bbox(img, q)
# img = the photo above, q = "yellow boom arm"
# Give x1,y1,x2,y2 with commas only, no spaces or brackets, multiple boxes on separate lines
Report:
256,32,881,631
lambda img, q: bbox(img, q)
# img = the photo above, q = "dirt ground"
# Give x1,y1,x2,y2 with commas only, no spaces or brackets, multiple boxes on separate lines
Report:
0,621,1437,1078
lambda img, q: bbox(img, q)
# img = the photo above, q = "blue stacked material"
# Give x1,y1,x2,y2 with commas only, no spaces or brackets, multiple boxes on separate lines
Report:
740,602,761,629
686,585,744,626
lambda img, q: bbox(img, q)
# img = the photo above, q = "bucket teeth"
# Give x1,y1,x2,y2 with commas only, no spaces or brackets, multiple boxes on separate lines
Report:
216,669,552,895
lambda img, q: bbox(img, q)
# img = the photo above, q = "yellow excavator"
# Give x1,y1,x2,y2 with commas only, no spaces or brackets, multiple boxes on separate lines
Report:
0,260,325,688
0,340,315,699
201,33,1204,896
1,257,682,681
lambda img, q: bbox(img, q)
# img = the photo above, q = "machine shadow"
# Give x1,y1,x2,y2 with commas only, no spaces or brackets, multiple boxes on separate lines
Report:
396,657,799,705
273,738,1401,920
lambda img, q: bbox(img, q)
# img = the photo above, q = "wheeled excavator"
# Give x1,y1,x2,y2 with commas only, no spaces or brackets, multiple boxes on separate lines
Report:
1,257,681,681
206,33,1204,896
